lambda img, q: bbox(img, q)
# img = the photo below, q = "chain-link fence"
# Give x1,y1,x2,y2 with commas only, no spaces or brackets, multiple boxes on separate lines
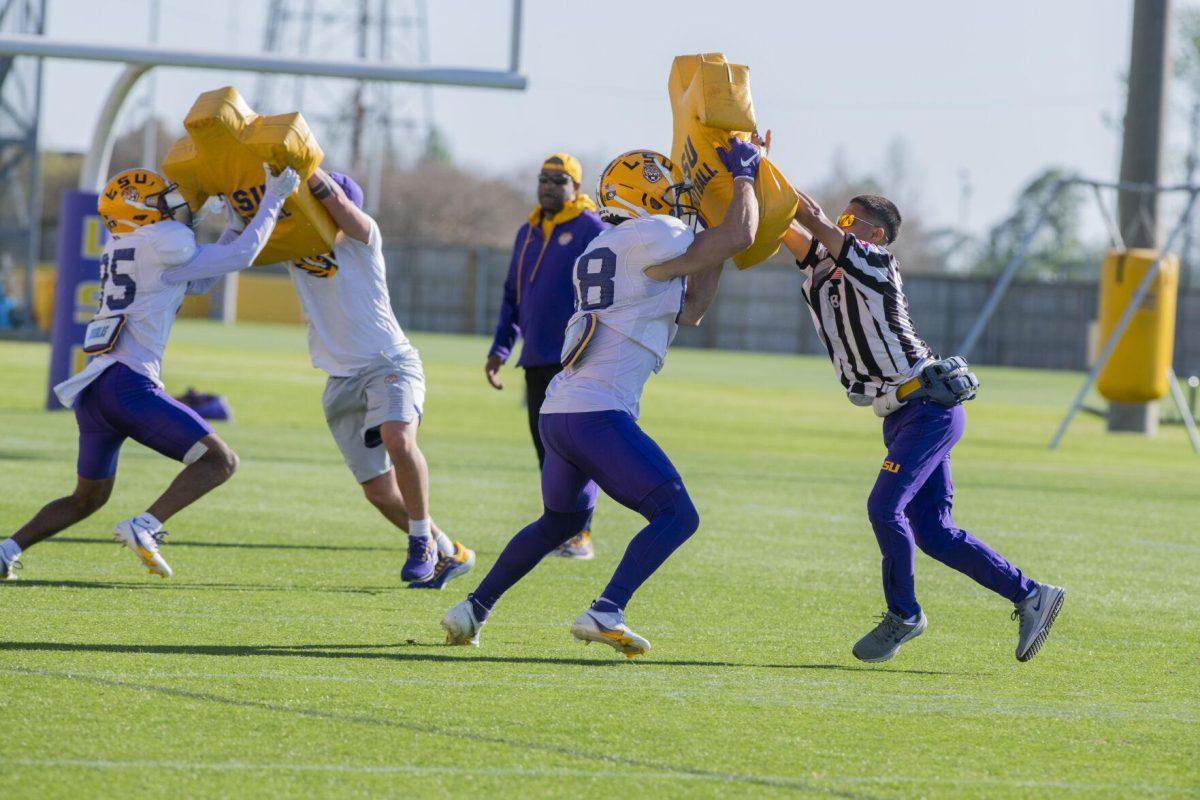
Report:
382,244,1200,377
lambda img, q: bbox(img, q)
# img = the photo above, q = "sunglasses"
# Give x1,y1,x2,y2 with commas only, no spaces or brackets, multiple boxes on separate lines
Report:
538,173,571,186
837,212,883,230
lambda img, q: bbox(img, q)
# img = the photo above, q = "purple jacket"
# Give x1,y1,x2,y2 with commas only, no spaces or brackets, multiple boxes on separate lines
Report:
490,197,607,368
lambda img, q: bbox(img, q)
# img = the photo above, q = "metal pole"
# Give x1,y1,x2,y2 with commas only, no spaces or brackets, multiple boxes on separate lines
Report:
956,178,1068,358
1168,369,1200,454
1049,189,1199,450
1117,0,1171,249
0,33,528,89
1112,0,1172,433
509,0,523,74
141,0,160,169
20,2,46,332
79,63,152,191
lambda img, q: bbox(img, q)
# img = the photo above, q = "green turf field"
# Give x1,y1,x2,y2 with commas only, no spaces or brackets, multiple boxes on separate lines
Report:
0,321,1197,799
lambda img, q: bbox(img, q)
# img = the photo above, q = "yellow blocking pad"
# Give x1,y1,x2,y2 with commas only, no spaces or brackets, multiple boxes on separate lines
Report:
669,53,798,270
162,86,337,266
1096,249,1178,403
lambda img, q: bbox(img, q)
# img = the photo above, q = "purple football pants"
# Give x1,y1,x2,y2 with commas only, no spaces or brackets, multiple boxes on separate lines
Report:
867,399,1032,618
470,410,698,612
74,362,214,480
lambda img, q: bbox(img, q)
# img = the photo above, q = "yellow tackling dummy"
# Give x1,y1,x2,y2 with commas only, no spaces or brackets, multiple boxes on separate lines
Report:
162,86,337,265
668,53,798,269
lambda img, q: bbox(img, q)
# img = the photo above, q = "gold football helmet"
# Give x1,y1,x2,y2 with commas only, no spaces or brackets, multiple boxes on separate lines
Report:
98,168,191,235
595,150,696,224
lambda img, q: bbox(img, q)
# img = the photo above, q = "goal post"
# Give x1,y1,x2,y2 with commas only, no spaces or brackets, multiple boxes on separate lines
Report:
0,0,527,409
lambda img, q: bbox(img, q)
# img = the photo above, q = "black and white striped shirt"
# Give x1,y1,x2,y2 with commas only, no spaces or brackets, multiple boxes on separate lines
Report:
797,234,934,403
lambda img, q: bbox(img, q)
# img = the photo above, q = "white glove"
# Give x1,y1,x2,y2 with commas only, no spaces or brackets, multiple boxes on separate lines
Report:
872,389,907,418
263,163,301,203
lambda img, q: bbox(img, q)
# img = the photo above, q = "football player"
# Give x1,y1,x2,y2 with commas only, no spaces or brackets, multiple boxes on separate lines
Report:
441,139,761,656
0,164,300,580
287,168,474,588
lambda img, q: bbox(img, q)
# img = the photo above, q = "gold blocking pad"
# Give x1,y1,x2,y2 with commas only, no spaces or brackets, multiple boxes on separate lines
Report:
668,53,799,270
162,86,338,266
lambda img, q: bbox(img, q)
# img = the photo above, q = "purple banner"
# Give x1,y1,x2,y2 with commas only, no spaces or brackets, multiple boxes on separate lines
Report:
46,190,106,410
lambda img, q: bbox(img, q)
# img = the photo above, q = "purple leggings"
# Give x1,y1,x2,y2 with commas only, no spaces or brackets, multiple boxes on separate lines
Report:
470,410,698,612
73,362,213,480
867,399,1032,617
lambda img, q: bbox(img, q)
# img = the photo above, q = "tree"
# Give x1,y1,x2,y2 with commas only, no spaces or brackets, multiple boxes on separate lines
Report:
975,167,1101,280
801,139,946,273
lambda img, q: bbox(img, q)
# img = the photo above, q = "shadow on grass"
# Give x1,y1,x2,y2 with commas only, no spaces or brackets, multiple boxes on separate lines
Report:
0,449,53,461
2,664,884,799
4,579,392,596
50,536,400,554
0,640,955,675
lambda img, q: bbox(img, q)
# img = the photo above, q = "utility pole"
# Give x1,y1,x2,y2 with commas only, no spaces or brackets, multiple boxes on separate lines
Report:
1111,0,1173,434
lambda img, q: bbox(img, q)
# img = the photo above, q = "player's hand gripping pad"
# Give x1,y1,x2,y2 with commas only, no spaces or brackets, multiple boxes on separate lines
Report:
668,54,798,269
162,86,337,266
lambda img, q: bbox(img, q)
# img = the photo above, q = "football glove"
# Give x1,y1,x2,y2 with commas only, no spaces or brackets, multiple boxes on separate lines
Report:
715,137,761,181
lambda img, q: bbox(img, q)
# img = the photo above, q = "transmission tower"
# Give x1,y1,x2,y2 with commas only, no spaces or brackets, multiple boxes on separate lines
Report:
0,0,45,327
256,0,434,212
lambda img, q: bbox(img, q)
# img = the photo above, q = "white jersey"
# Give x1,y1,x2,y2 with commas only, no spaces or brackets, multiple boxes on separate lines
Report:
54,189,291,408
54,221,197,406
289,217,413,378
541,214,693,418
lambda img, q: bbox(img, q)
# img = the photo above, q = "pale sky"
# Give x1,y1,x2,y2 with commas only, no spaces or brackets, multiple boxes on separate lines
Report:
35,0,1197,237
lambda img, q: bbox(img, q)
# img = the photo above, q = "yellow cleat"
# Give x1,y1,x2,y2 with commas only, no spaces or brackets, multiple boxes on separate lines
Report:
441,600,484,646
113,518,173,579
571,608,650,659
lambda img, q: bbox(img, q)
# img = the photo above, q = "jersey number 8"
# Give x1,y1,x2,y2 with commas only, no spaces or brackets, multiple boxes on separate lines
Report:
575,247,616,311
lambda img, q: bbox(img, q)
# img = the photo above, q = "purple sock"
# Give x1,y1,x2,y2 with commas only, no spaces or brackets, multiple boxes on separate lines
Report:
591,598,621,614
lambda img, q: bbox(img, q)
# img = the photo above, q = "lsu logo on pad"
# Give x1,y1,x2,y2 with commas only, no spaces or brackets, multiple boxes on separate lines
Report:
292,252,338,278
881,460,901,474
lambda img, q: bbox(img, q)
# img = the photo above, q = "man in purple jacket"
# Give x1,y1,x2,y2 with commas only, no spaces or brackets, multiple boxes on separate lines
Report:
485,153,606,558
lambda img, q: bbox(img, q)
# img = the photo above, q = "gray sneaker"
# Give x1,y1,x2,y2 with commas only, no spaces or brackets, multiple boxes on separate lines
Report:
852,610,927,662
1013,582,1065,662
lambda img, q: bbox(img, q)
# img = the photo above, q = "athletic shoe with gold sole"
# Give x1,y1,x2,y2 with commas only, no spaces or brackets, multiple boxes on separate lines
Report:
112,518,172,579
409,541,476,590
570,607,650,659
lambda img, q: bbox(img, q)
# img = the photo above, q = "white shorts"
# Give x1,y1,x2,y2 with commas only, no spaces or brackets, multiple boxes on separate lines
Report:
322,351,426,483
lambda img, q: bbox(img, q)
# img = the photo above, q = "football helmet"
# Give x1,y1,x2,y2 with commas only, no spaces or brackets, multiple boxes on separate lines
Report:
595,150,697,225
98,168,191,235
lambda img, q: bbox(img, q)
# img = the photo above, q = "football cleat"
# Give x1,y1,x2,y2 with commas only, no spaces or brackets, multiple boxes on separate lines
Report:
852,610,927,663
1013,582,1066,662
441,600,485,647
1,554,20,581
550,531,594,560
408,541,476,590
112,518,173,579
401,535,438,583
98,168,191,236
570,607,650,659
595,150,697,224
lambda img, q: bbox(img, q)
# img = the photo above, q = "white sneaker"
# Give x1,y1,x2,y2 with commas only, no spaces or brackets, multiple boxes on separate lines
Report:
1,553,19,581
113,518,173,578
570,607,650,659
441,600,484,646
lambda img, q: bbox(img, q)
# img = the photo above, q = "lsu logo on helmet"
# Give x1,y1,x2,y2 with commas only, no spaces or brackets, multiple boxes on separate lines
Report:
98,168,190,235
596,150,697,224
